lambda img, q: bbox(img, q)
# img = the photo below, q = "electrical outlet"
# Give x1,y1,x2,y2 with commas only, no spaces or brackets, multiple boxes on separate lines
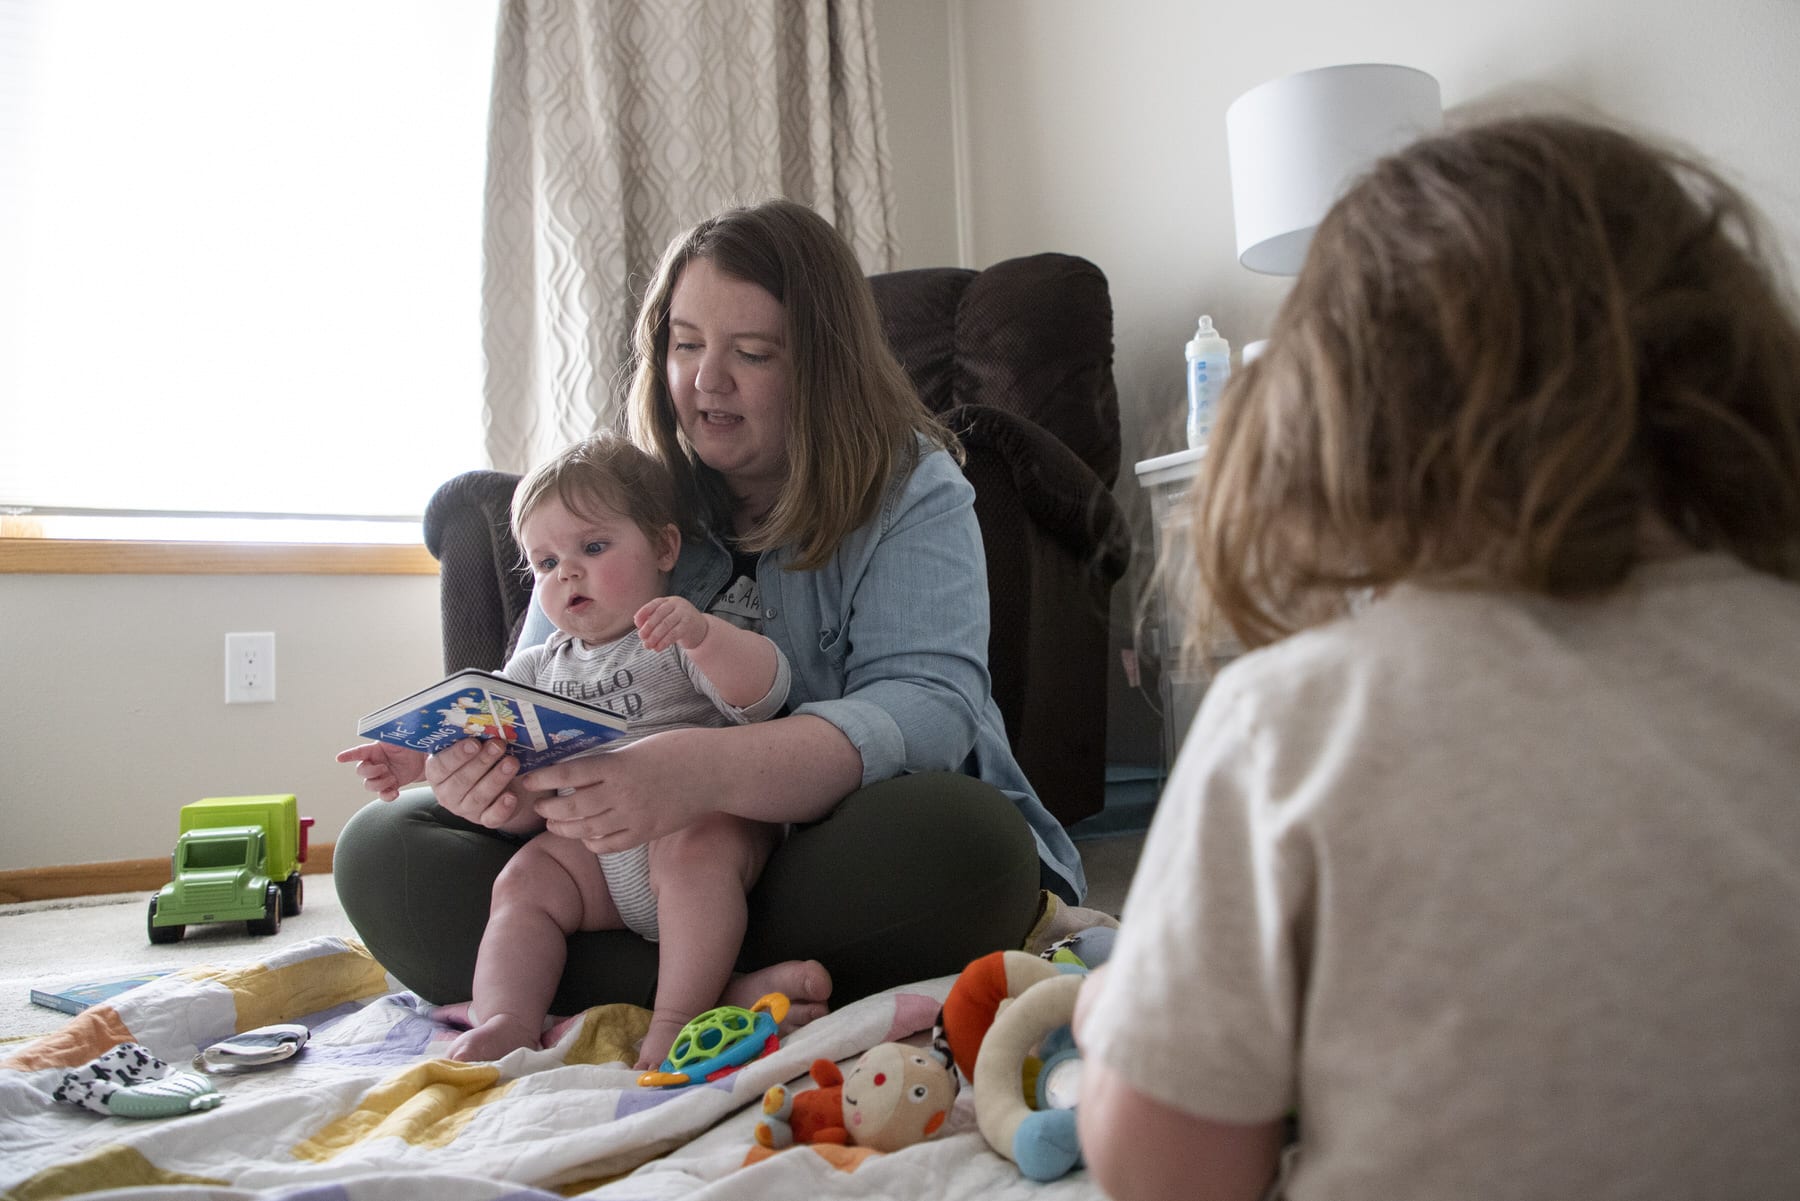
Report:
226,632,277,704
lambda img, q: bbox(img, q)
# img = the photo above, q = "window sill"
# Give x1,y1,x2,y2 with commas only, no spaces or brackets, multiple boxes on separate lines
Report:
0,538,439,576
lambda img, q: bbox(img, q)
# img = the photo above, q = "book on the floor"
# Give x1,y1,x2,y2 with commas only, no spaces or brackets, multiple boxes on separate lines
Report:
30,969,175,1016
357,669,630,772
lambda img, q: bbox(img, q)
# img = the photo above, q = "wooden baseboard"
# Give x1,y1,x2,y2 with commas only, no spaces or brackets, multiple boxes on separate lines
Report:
0,844,335,905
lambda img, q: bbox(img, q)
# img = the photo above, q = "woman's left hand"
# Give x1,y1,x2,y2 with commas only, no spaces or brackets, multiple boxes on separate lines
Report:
523,728,721,853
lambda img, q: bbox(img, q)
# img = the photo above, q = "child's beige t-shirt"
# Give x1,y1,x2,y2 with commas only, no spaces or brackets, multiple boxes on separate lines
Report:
1082,553,1800,1200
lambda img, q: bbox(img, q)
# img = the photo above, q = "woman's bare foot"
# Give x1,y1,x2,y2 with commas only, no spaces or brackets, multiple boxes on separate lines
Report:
723,959,833,1031
434,1001,475,1029
541,1010,586,1049
447,1011,542,1061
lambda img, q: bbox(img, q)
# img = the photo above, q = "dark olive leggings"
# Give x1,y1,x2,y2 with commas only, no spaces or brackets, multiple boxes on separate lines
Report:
333,772,1043,1014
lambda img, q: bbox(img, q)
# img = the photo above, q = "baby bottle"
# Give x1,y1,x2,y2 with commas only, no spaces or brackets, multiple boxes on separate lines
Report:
1185,315,1231,451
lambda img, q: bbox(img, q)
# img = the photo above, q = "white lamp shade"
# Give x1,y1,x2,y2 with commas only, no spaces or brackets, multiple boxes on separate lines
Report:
1226,64,1443,275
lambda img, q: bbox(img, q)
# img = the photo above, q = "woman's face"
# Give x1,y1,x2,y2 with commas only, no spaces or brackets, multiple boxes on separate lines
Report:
666,257,792,516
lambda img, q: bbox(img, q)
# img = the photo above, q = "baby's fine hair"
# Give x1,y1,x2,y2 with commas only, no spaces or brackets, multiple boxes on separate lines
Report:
1193,114,1800,649
510,432,685,560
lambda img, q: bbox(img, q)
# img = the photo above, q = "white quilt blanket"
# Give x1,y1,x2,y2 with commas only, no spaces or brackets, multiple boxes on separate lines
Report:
0,937,1104,1200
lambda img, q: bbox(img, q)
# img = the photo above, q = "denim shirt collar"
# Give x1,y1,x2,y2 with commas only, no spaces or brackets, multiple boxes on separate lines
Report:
670,525,734,612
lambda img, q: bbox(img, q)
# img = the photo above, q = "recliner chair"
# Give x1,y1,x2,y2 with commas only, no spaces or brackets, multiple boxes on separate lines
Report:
423,252,1129,825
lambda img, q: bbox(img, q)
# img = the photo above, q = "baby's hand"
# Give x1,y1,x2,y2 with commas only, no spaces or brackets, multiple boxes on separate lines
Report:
335,742,428,802
635,595,709,653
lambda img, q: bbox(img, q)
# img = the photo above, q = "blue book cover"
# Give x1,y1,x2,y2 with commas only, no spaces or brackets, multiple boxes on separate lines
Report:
358,669,629,772
31,970,175,1016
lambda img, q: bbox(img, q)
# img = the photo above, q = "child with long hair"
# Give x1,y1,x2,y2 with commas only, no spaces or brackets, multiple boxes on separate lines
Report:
1077,115,1800,1200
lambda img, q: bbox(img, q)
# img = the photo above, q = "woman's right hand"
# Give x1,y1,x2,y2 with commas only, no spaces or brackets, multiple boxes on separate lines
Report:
423,737,547,834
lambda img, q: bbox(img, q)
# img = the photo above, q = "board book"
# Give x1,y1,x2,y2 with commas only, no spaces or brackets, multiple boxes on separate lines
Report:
357,669,629,772
30,969,175,1016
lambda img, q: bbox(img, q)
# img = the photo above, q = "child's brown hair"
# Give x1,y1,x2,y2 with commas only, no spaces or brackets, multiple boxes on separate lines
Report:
510,432,685,566
1193,114,1800,650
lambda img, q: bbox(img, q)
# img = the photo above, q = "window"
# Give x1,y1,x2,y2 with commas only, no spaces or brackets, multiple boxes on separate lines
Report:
0,0,497,542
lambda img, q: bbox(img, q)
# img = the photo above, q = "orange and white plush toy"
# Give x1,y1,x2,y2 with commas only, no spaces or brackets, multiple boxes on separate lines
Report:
751,1042,959,1161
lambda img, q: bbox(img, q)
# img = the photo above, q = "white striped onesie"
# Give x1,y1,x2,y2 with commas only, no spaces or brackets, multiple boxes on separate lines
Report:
501,626,790,939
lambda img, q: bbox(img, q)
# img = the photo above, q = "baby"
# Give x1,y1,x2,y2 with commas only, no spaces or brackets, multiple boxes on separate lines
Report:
341,433,829,1067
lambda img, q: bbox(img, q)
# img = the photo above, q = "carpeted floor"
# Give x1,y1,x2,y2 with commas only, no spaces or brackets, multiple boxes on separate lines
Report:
0,874,355,1049
0,831,1146,1053
1070,830,1142,918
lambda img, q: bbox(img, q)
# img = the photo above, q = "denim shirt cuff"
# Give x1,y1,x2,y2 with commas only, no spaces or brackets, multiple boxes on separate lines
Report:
792,697,905,787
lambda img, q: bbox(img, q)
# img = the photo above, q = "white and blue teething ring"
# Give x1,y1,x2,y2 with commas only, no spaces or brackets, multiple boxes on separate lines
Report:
972,969,1086,1181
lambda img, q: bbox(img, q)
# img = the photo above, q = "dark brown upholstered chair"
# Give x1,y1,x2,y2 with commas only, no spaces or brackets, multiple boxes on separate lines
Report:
423,252,1130,825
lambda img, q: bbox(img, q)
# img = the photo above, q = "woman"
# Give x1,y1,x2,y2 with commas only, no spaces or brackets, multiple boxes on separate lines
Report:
336,199,1086,1014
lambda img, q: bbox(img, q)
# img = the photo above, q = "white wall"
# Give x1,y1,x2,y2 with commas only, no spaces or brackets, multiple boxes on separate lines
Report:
945,0,1800,478
871,0,960,269
1,571,441,871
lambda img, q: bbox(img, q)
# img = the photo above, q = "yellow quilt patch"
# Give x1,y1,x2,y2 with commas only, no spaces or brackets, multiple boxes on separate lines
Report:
291,1059,509,1160
3,1144,224,1201
562,1004,652,1067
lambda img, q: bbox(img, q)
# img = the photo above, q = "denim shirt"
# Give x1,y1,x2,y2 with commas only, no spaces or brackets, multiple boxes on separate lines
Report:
518,445,1085,902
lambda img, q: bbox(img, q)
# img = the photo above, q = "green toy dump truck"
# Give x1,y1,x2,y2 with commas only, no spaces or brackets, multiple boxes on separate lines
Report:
148,794,315,944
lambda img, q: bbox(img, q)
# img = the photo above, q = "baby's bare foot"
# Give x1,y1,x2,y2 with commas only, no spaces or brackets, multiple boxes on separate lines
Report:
636,1012,692,1072
447,1012,541,1062
723,959,833,1030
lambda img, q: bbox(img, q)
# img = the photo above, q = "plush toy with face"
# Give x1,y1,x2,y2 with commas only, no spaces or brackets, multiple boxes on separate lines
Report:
752,1042,958,1157
841,1042,959,1151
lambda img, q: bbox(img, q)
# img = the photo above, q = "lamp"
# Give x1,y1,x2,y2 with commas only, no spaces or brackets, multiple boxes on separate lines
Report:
1226,64,1443,276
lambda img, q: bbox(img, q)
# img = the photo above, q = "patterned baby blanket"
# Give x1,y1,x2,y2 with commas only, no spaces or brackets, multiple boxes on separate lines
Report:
0,936,1103,1200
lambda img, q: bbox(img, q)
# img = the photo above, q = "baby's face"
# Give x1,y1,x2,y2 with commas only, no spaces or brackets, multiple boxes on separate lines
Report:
521,496,676,646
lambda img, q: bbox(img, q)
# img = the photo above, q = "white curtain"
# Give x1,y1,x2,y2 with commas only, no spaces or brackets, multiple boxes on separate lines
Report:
481,0,898,473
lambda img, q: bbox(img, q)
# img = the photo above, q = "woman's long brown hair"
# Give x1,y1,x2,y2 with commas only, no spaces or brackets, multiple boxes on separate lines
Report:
625,200,957,569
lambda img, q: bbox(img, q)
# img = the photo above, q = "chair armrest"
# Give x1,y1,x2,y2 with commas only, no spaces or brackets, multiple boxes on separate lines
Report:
422,469,528,673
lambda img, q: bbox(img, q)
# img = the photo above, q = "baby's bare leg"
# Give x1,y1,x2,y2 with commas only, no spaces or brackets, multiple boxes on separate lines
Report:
639,814,785,1072
448,832,622,1061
